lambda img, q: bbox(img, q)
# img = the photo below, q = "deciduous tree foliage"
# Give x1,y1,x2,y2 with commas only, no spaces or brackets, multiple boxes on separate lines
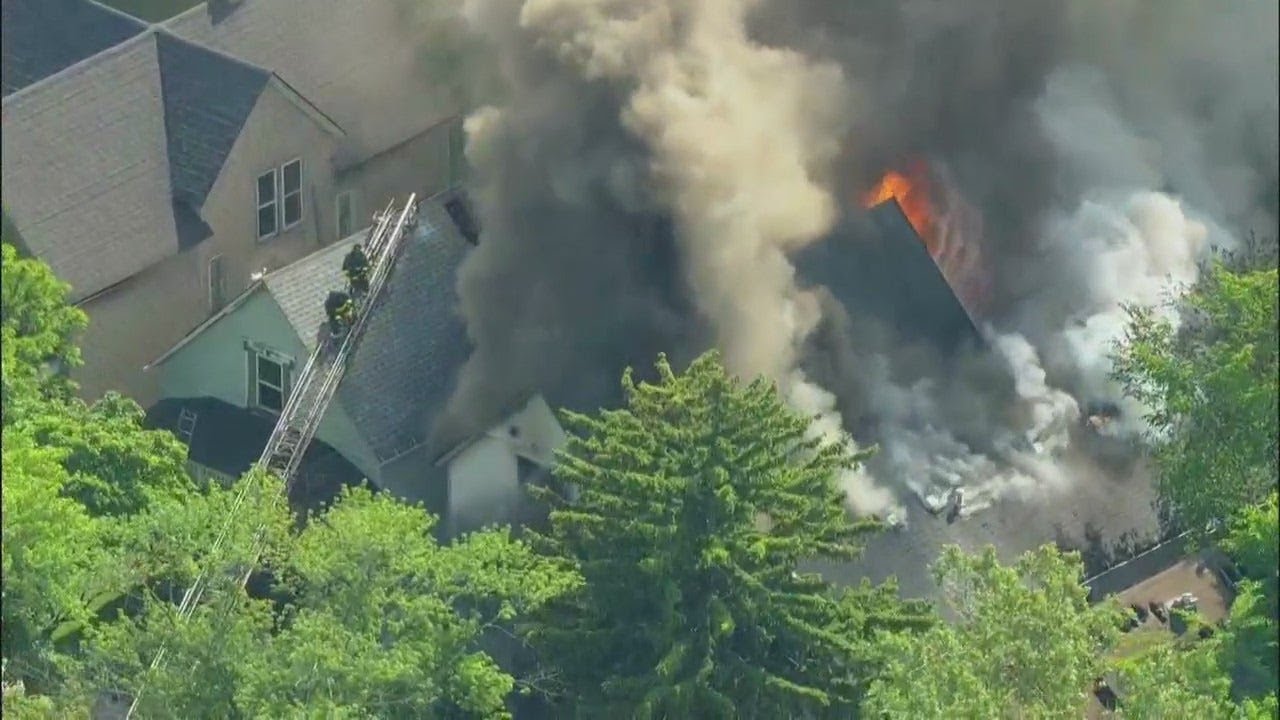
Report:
1214,493,1279,703
0,242,87,407
1112,263,1279,533
528,352,930,719
2,247,577,716
1,431,105,686
865,544,1124,719
72,486,579,719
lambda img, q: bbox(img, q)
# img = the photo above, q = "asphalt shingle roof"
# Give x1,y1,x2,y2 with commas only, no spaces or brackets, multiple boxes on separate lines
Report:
1,0,146,97
264,195,473,464
3,12,281,298
795,199,982,353
155,32,270,209
2,33,180,301
165,0,453,161
146,395,365,513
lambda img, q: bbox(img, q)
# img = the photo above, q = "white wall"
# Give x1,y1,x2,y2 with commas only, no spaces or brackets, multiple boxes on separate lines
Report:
443,394,570,536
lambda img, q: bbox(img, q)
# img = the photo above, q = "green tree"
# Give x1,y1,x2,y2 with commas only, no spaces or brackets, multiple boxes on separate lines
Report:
1217,493,1278,702
865,544,1125,719
1,242,87,411
1109,628,1278,720
74,485,580,719
1,431,105,686
14,392,194,517
528,352,930,718
1112,263,1279,532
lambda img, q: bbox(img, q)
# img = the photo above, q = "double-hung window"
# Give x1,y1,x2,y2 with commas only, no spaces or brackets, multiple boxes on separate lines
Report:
256,170,278,239
252,351,288,413
281,159,303,229
256,159,304,240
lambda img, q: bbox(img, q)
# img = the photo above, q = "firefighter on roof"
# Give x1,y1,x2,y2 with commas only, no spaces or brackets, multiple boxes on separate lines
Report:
343,243,370,296
325,290,356,337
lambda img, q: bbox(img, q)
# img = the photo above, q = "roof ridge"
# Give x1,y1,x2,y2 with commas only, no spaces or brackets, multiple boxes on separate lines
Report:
152,27,273,78
82,0,149,26
2,26,154,105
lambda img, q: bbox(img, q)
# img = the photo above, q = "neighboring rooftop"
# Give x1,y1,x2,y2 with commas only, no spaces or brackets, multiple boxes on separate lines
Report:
1,0,332,300
1,0,146,96
164,0,455,161
154,32,271,209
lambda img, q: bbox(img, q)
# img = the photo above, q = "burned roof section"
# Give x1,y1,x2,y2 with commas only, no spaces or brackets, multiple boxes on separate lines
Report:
795,198,983,354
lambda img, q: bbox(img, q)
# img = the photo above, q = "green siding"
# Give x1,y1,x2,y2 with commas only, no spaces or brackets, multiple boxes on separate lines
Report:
154,289,381,482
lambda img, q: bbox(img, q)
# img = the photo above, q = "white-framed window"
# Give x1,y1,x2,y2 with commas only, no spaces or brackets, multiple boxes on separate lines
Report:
207,254,226,311
256,169,278,239
252,351,288,413
335,190,355,239
281,158,303,230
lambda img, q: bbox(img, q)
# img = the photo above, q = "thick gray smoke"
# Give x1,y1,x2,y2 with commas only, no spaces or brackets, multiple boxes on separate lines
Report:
431,0,1277,522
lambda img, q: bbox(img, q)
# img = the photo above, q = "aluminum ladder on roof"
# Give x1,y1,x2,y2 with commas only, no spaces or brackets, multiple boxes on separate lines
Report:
253,194,418,494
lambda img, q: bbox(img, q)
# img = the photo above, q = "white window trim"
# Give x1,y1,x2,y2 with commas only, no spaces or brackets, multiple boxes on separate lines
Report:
254,352,287,414
335,190,355,239
255,168,279,240
245,343,292,414
280,158,304,232
207,254,224,312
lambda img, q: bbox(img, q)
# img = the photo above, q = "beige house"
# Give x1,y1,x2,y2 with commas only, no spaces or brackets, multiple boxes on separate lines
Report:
1,0,463,406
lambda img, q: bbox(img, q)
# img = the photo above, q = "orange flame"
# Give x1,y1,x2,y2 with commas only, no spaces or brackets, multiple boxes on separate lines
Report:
861,160,936,244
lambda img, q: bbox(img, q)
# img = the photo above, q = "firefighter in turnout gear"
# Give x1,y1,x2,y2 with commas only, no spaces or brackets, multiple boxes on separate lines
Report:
342,243,370,297
325,290,356,337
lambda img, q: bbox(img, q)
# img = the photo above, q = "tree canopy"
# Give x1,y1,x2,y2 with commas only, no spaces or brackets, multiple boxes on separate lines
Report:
527,352,931,718
1112,262,1278,532
865,544,1124,718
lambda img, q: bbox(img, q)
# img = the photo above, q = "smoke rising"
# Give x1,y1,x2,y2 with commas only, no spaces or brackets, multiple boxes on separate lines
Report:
430,0,1276,526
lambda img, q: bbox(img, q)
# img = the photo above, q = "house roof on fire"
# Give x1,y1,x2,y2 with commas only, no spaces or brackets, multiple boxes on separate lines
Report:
148,191,474,466
1,0,342,302
794,199,982,353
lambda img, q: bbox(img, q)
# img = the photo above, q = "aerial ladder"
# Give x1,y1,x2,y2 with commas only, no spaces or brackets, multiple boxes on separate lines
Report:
256,194,417,489
124,194,420,719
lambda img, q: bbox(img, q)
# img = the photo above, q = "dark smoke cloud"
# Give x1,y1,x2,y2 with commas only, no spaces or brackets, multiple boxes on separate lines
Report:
429,0,1277,522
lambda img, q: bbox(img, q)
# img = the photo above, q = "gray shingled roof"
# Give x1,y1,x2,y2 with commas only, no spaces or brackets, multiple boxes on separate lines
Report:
264,197,472,464
155,32,270,209
165,0,453,161
1,0,146,97
3,19,285,298
2,33,180,301
794,199,982,352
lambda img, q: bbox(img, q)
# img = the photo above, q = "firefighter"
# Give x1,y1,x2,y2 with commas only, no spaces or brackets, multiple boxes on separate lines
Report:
324,290,355,337
342,243,370,296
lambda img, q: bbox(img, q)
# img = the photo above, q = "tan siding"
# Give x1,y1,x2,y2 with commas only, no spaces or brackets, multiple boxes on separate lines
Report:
198,83,342,298
73,84,342,407
336,118,456,229
75,250,203,406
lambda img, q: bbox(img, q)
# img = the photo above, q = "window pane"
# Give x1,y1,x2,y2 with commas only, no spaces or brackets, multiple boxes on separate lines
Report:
257,205,277,238
258,385,283,412
257,171,276,203
337,193,353,237
283,194,302,227
282,160,301,194
257,356,282,387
